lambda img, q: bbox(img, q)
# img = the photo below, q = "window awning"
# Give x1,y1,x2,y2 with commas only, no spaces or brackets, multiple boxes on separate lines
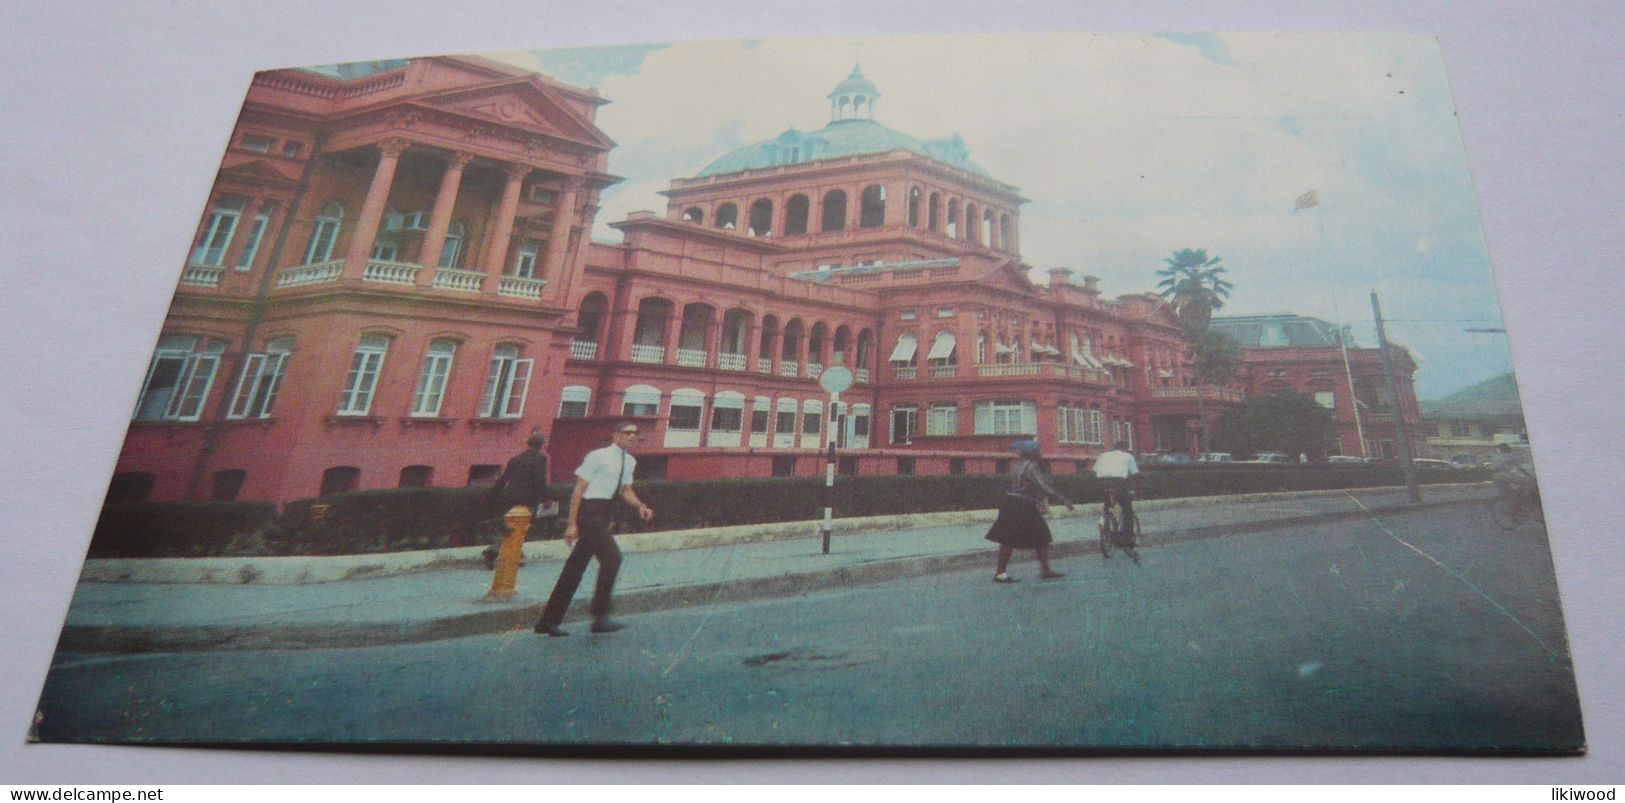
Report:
994,339,1015,355
623,385,661,406
926,331,957,361
561,386,592,403
889,333,918,363
1158,369,1174,379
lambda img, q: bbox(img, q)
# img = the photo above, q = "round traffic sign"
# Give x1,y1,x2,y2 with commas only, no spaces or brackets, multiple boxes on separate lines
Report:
819,365,854,394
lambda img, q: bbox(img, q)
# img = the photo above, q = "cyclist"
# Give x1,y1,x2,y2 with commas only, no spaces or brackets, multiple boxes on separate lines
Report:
1093,440,1140,551
1491,443,1538,516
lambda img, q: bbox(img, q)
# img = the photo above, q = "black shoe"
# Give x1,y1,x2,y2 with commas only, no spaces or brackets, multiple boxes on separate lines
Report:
535,625,568,637
482,547,498,571
590,619,627,634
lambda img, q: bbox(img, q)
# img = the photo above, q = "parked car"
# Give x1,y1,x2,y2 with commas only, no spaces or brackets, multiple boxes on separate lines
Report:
1155,452,1194,465
1197,452,1234,463
1411,458,1461,471
1327,455,1369,464
1449,454,1483,469
1240,452,1294,464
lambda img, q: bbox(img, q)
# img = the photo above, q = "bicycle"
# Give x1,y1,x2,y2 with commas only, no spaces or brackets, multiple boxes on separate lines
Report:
1098,484,1141,565
1489,483,1544,530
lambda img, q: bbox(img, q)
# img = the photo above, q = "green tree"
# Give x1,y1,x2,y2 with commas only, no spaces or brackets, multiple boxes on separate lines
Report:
1156,248,1234,335
1211,391,1336,459
1188,330,1242,452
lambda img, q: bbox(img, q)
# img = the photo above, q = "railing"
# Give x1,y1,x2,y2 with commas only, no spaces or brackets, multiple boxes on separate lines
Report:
498,275,546,299
855,368,870,383
718,353,747,371
978,363,1041,377
779,361,800,378
275,260,344,288
363,260,421,285
180,265,226,287
1149,387,1245,402
893,366,918,380
676,348,708,367
570,340,598,361
930,364,958,379
432,268,486,293
806,363,823,379
630,344,665,364
757,357,773,373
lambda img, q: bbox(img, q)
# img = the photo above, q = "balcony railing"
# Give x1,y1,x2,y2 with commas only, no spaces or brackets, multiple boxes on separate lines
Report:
498,275,546,299
779,361,800,378
719,353,747,371
757,357,773,373
855,368,870,384
893,365,918,380
363,259,421,285
630,344,665,364
180,265,226,287
275,260,344,288
432,268,486,293
978,363,1041,377
930,364,958,379
676,347,708,367
1149,386,1245,402
570,340,599,361
806,362,823,379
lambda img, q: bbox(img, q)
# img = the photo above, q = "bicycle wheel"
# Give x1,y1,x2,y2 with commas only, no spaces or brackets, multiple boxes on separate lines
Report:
1488,497,1520,530
1099,509,1118,557
1123,512,1142,565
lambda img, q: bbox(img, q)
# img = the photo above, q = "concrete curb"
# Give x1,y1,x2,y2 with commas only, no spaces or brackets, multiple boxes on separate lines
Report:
75,483,1490,585
56,492,1487,653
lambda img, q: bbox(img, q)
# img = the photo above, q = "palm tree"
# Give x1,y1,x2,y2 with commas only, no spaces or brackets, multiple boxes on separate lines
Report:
1156,248,1234,336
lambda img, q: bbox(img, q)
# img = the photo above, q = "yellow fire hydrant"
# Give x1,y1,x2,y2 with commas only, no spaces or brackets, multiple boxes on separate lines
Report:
483,505,532,601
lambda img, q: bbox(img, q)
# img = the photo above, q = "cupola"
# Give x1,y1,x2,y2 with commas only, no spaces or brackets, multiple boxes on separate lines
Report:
828,64,880,121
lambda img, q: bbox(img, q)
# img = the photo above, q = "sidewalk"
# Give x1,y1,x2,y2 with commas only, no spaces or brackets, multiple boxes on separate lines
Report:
55,483,1493,653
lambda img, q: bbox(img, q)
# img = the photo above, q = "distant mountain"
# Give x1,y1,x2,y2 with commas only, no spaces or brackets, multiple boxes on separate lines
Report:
1422,373,1521,416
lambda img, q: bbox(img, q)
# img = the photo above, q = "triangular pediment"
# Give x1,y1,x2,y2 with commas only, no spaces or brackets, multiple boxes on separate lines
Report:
416,80,615,150
972,260,1038,293
218,157,300,184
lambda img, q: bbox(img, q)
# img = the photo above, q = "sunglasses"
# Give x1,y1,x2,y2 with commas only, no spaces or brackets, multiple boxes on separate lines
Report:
617,430,640,436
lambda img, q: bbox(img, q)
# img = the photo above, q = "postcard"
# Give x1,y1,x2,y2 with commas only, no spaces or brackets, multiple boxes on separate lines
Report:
33,32,1582,752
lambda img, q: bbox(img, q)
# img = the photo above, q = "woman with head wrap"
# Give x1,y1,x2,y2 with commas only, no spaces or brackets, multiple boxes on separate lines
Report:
983,439,1073,583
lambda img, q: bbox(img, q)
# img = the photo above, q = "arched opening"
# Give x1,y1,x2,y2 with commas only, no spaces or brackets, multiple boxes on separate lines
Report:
832,325,852,366
631,297,674,363
856,328,874,379
821,190,847,232
398,465,433,488
807,322,829,374
785,194,810,235
682,207,704,224
715,203,739,230
860,185,886,228
946,199,960,239
964,203,980,243
982,209,995,248
781,319,805,370
720,308,751,370
907,187,921,228
576,291,609,349
677,302,714,366
928,193,941,232
320,466,360,497
758,315,780,372
748,199,774,237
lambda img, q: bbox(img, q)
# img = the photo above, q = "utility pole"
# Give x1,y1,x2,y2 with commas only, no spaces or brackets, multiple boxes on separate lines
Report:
1370,292,1421,503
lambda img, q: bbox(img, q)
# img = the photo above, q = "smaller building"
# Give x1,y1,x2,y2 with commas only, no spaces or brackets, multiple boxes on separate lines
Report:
1210,313,1421,460
1420,373,1527,465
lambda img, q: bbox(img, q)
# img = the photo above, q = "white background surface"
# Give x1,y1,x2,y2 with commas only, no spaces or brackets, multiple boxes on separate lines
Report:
3,0,1621,784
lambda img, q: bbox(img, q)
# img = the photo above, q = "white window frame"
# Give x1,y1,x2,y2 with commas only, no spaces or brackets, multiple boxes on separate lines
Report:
410,339,458,417
890,404,919,445
479,344,533,419
665,388,705,448
559,385,592,418
926,402,958,436
338,335,389,416
847,403,872,449
750,396,771,448
134,336,225,422
437,221,466,269
235,201,278,271
227,337,293,420
1058,404,1072,443
774,398,799,449
192,196,246,267
512,238,543,278
708,391,745,447
1315,390,1336,409
800,399,824,449
621,384,662,417
304,202,343,264
975,399,1038,435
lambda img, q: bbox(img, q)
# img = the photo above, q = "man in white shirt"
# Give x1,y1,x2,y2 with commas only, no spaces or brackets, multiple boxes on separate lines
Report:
1092,440,1140,535
535,421,656,637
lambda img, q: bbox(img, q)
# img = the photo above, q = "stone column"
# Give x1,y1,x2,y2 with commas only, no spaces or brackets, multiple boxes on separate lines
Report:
417,152,473,286
744,318,761,370
342,138,409,280
541,177,580,282
848,185,862,230
482,163,529,281
706,314,724,369
773,194,788,238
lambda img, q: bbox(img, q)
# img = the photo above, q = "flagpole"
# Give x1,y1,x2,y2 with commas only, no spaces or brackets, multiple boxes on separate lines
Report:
1304,192,1368,459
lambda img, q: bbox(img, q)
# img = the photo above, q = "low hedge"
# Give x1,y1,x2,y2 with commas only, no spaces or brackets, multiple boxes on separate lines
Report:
90,466,1487,558
89,501,279,558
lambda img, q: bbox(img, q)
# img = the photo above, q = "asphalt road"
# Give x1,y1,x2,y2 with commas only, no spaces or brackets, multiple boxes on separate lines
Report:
35,502,1582,751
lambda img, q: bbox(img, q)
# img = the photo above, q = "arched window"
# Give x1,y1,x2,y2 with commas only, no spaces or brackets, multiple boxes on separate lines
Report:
856,328,873,374
781,319,805,365
398,465,433,488
576,292,608,348
784,194,810,235
410,337,459,417
665,388,705,448
860,185,886,228
821,190,847,232
559,385,592,418
774,397,799,448
982,209,995,249
720,309,751,367
135,334,227,421
304,201,344,264
622,384,662,417
229,336,293,420
748,199,773,236
946,199,959,238
928,193,941,232
907,187,921,228
758,315,780,372
677,303,713,365
631,297,674,363
832,325,852,366
479,343,532,419
682,207,704,224
965,203,980,243
319,466,360,496
807,322,829,369
193,195,247,267
889,332,919,368
715,203,738,230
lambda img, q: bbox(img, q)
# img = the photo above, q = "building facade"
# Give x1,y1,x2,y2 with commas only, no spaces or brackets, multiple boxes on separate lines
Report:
113,59,1411,505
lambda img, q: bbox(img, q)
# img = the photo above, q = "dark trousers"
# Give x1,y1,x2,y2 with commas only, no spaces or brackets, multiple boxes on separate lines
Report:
536,501,622,627
1100,479,1133,533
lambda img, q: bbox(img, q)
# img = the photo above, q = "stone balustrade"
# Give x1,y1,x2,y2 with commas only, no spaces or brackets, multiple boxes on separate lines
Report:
719,353,747,371
180,265,226,288
676,348,708,367
363,260,421,285
630,344,665,364
498,275,546,299
432,268,486,293
570,340,598,361
275,260,344,288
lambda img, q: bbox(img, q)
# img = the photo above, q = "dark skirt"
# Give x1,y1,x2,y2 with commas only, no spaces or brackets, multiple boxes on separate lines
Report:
984,494,1053,548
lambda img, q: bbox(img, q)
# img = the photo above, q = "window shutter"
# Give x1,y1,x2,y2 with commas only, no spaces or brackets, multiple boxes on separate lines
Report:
164,355,201,419
479,358,505,418
1021,401,1038,434
503,359,534,418
974,401,992,434
1057,405,1070,443
228,353,267,419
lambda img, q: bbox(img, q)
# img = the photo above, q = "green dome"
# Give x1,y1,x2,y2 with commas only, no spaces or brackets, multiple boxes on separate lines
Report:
695,119,988,177
828,65,879,99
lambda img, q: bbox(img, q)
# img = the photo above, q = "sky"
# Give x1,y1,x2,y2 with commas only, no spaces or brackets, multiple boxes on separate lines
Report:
486,33,1513,400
